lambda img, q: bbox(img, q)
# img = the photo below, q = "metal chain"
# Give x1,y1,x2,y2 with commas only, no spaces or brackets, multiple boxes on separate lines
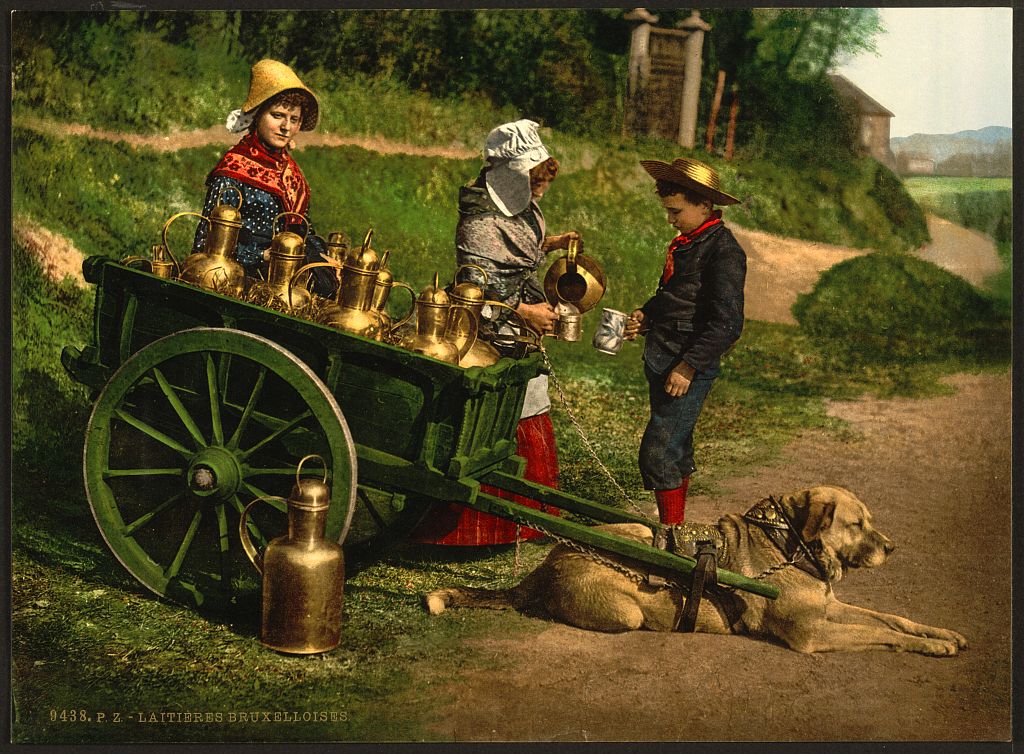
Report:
538,343,655,522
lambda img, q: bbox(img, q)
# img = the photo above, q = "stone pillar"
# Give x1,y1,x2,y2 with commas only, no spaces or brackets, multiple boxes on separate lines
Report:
677,10,711,149
623,8,659,137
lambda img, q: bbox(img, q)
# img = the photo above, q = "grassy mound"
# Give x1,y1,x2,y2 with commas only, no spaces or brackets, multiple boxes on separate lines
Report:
793,252,1009,365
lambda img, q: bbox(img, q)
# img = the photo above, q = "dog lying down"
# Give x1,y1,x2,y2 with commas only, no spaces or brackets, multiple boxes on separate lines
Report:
425,486,967,656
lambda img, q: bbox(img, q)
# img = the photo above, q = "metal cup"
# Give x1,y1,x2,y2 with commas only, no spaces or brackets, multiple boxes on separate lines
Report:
554,302,582,342
592,308,628,355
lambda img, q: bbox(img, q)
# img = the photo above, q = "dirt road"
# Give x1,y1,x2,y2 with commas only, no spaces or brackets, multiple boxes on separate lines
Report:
424,372,1011,742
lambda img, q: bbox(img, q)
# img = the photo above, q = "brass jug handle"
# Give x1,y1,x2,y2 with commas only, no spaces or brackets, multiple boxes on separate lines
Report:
454,263,490,286
161,211,207,274
566,238,579,274
239,495,288,575
361,228,374,252
216,184,244,210
288,262,337,310
273,211,310,241
483,299,543,344
448,304,478,361
386,281,417,333
296,454,329,487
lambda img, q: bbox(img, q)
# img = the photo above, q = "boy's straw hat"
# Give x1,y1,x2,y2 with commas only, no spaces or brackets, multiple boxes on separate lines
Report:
241,59,319,131
640,157,739,205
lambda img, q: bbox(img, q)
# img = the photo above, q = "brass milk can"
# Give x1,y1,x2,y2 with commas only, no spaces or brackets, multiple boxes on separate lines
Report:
368,251,415,343
317,229,384,339
164,185,247,298
449,265,501,367
239,455,345,655
120,243,177,280
243,218,312,314
542,238,606,314
398,273,478,365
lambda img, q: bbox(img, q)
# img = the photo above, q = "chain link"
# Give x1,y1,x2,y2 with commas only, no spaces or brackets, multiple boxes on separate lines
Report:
538,342,655,522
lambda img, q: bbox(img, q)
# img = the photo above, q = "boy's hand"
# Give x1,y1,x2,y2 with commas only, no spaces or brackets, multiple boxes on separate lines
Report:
664,362,695,397
542,231,581,253
624,309,647,340
517,301,559,335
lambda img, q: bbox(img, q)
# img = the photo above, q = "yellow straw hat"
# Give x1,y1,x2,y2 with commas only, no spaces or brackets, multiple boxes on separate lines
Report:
241,59,319,131
640,157,739,205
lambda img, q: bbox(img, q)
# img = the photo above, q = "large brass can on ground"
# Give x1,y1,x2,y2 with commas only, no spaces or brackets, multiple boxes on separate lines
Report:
239,456,345,654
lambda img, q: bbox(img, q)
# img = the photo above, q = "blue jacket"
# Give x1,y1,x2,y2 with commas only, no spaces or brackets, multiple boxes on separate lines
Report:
640,222,746,375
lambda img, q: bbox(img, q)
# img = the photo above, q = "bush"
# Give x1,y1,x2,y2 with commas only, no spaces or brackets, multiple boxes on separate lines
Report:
792,252,1009,365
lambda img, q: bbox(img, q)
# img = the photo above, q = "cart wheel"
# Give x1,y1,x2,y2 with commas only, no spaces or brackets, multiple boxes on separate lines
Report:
84,327,357,610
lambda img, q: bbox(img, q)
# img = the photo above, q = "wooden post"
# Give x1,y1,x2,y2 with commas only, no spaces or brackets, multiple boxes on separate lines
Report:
677,10,712,149
725,85,739,161
623,8,659,138
705,69,726,152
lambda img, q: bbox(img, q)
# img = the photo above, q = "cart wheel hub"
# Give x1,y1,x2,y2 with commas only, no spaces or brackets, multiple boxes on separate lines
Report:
186,448,241,501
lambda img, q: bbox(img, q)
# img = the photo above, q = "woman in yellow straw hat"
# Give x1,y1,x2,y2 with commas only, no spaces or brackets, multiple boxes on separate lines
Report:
192,58,336,295
623,156,746,525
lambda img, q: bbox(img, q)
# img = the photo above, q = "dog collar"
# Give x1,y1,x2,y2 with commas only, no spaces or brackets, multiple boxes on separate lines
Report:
743,497,832,584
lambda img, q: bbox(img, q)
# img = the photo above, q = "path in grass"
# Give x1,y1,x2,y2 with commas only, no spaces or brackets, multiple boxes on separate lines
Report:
15,118,1004,324
419,370,1011,741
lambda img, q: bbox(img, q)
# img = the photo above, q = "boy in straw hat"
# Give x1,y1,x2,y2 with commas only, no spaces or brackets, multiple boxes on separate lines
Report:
192,59,336,295
624,157,746,525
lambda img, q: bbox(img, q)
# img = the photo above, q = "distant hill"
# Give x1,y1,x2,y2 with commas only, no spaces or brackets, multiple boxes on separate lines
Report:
891,127,1011,177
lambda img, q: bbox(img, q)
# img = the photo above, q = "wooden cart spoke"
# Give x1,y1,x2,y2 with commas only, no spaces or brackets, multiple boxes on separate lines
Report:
123,491,188,536
151,365,208,449
230,495,268,550
226,365,268,450
242,466,308,478
239,481,288,514
164,508,204,580
112,408,193,457
237,410,313,462
205,352,224,446
214,503,232,593
104,467,184,479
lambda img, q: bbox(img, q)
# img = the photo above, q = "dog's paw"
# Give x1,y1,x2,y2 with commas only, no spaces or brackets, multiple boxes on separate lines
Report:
949,631,969,650
424,593,447,615
919,638,960,657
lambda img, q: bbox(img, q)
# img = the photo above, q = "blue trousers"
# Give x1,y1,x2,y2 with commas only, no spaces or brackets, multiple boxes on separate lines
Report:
639,364,717,490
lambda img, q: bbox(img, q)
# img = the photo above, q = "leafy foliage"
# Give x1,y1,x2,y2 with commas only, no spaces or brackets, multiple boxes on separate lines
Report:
793,252,1009,366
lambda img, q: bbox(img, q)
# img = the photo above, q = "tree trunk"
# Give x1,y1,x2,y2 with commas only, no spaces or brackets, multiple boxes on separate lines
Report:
725,86,740,161
705,69,727,152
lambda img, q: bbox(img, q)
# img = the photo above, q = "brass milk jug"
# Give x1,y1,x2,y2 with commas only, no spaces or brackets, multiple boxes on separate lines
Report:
165,185,247,298
244,227,312,313
449,266,501,367
398,273,478,365
542,238,606,314
119,244,177,280
318,229,384,339
369,251,415,343
239,456,345,655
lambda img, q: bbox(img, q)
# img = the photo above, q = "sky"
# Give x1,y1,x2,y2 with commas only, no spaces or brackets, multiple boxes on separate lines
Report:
835,7,1013,138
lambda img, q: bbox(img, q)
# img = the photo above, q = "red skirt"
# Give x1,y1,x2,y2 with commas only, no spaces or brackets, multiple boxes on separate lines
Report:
410,412,560,545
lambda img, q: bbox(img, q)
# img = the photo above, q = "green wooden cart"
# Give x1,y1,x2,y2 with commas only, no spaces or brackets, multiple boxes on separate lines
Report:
62,256,779,611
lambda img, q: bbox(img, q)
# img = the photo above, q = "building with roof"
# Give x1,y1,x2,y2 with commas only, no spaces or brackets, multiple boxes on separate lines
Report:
828,73,897,170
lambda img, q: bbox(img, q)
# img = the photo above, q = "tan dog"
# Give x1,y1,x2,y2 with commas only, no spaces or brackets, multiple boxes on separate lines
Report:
425,486,968,655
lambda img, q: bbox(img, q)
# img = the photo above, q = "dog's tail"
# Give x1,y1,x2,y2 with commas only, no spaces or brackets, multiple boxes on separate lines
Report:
424,585,517,615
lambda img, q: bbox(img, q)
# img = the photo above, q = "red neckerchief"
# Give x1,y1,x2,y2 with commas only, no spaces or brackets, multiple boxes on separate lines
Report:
209,131,311,215
660,210,722,284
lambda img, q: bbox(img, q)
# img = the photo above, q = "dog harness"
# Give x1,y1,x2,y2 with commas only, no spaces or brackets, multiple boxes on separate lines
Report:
742,497,832,583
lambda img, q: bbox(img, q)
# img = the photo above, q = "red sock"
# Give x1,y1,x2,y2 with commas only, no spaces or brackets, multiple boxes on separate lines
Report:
654,478,690,525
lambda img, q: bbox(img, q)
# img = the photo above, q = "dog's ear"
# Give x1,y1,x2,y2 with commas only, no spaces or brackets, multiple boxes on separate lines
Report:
801,495,837,542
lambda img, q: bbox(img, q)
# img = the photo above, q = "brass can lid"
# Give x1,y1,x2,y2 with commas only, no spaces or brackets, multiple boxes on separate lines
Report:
209,201,243,229
345,246,379,271
288,478,331,511
418,273,449,305
270,231,305,259
450,281,484,305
